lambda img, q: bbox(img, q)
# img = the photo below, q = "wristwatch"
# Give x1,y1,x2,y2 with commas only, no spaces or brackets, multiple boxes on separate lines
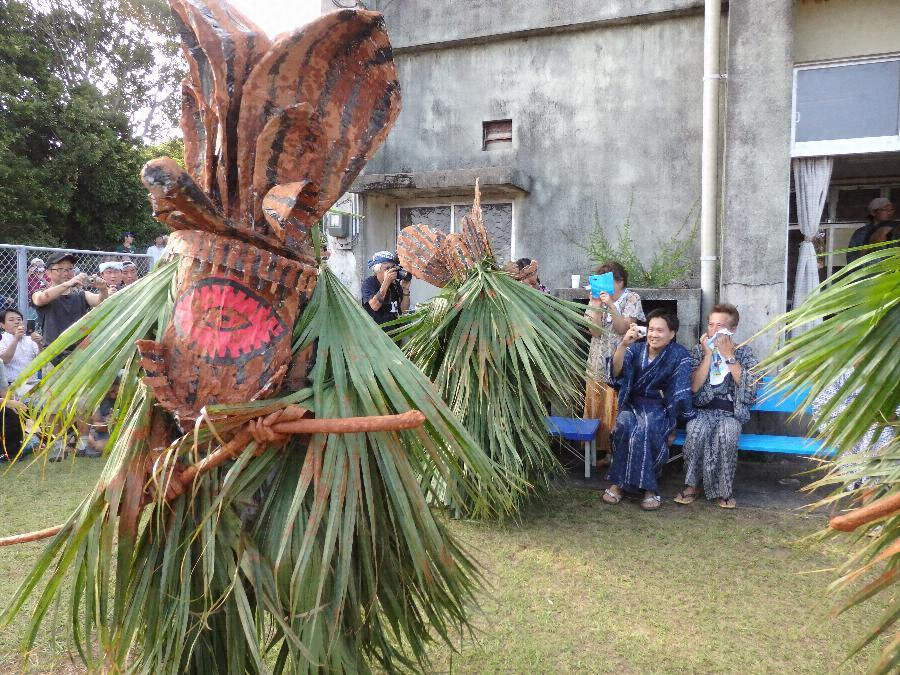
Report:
724,356,737,365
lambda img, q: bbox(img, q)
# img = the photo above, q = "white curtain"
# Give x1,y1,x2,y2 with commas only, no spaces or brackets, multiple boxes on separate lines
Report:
791,156,832,335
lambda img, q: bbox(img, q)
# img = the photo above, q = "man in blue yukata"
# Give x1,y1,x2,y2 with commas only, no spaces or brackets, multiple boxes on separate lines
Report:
601,309,694,511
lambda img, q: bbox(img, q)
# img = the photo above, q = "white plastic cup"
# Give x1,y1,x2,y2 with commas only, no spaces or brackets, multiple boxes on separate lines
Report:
571,274,580,289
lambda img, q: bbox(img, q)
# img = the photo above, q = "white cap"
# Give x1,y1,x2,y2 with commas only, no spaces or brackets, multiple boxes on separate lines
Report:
99,261,124,273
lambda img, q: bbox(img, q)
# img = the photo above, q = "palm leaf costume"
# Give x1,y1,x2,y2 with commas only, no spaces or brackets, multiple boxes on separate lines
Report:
759,242,899,673
393,186,594,512
0,4,512,672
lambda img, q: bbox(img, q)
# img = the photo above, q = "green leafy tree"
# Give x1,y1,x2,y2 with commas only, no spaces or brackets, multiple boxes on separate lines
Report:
31,0,181,140
0,0,178,249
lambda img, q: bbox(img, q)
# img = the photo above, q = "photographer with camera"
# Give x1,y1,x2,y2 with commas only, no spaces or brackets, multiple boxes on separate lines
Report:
32,252,108,365
361,250,411,327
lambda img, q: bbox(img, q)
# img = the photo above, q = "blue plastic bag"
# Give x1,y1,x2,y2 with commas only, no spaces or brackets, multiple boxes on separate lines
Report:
588,272,615,298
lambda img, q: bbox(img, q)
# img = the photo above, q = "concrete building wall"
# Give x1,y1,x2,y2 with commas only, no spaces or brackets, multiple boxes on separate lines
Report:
342,0,705,49
795,0,900,63
720,0,794,357
353,7,708,304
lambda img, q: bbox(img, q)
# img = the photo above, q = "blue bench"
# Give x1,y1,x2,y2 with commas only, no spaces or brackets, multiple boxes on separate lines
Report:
670,377,832,458
546,417,601,478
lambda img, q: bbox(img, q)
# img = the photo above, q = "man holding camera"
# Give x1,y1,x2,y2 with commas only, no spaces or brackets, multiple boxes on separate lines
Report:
361,250,411,327
32,252,108,363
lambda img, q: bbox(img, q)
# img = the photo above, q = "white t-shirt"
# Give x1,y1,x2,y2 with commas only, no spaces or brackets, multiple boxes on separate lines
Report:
146,244,166,267
0,332,40,385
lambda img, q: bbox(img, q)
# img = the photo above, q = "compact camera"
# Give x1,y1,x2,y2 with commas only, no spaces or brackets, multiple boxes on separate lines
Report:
634,325,648,338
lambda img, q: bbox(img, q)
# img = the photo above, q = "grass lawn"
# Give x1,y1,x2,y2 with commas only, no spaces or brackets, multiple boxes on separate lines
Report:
0,460,885,673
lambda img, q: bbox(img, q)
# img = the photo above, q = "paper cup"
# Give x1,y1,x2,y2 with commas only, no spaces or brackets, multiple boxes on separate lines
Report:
571,274,580,289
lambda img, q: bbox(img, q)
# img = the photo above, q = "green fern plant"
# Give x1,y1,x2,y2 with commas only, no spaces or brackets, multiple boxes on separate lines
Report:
579,200,699,288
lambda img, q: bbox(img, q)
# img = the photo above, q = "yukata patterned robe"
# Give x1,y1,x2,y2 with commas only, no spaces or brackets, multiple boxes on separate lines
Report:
683,344,759,500
607,341,694,494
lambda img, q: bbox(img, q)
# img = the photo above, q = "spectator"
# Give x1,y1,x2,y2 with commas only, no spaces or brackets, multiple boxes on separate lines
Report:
146,234,167,268
121,260,139,286
99,261,124,292
0,308,42,395
32,252,108,364
602,309,694,511
116,231,136,254
502,257,547,291
847,198,896,264
584,261,644,464
79,375,120,458
25,258,46,328
361,250,410,327
674,303,759,509
0,360,27,461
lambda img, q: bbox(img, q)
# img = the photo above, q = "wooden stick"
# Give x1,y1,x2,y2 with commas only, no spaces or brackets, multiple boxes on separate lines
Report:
270,409,425,434
0,409,426,546
830,492,900,532
0,525,63,547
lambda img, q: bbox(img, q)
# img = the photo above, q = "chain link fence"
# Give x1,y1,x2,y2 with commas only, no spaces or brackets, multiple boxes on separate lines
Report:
0,244,153,323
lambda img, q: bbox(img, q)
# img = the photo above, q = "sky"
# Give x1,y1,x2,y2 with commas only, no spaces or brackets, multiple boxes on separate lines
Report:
227,0,323,37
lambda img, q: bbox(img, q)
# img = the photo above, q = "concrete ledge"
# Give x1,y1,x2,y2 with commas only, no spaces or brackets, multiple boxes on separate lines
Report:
553,286,702,348
350,167,532,198
376,1,711,54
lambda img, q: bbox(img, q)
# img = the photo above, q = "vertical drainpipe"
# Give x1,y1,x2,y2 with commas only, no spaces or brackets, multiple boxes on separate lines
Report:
700,0,723,321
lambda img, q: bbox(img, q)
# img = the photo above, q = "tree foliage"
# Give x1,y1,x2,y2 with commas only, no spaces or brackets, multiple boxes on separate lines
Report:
0,0,182,250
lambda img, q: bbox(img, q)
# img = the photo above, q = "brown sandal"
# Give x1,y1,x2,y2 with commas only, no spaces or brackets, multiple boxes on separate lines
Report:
717,497,737,509
674,488,700,505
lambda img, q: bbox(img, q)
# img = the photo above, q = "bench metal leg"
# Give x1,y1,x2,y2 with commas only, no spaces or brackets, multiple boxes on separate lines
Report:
584,440,591,479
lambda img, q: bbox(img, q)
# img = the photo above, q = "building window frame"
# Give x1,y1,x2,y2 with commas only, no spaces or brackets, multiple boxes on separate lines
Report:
791,54,900,158
395,198,517,260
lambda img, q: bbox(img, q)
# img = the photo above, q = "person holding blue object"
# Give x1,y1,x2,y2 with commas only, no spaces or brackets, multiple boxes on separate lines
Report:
602,309,693,511
584,262,644,463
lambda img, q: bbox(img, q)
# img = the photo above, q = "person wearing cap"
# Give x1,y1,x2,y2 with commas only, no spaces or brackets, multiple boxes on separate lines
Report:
32,252,108,363
146,234,167,268
847,198,896,264
26,258,47,325
99,261,124,291
116,232,136,254
121,260,139,286
361,250,410,327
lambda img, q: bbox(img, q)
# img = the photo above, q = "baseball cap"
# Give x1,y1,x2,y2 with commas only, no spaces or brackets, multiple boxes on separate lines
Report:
367,250,398,269
46,252,76,266
869,197,892,214
99,261,124,273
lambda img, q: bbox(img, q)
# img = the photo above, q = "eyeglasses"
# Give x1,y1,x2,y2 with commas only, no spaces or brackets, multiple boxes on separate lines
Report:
48,266,75,272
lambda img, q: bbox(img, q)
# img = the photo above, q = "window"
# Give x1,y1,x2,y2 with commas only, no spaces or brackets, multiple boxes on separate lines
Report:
792,57,900,157
483,119,512,149
397,201,514,262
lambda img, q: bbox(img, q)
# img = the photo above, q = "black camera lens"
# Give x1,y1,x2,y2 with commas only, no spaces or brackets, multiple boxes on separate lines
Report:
396,268,412,281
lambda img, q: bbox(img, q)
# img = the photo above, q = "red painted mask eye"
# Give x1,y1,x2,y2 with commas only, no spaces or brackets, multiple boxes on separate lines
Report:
172,277,287,363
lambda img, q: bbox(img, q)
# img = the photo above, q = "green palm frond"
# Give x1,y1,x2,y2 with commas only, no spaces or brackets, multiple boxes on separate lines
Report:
3,263,514,673
3,260,178,452
394,261,592,512
758,243,900,673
